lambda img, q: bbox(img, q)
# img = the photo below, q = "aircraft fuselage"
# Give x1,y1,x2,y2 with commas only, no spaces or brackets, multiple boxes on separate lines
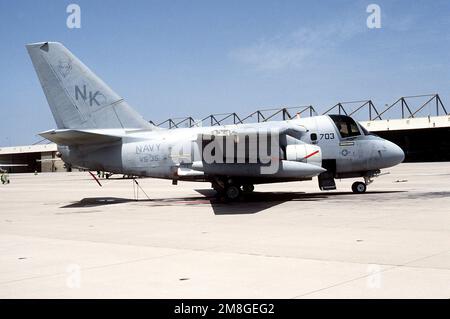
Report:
58,115,404,185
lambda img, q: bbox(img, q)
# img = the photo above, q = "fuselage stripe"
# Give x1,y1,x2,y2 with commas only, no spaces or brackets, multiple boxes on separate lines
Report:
304,150,319,159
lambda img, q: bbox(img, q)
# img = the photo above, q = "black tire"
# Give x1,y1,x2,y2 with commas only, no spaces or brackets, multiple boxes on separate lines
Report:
225,185,241,200
352,181,367,193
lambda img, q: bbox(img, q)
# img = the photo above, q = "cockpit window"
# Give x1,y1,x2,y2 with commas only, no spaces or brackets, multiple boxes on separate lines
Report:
329,115,361,138
360,124,377,136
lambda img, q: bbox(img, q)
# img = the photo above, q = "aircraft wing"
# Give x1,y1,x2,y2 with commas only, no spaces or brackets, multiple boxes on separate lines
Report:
195,124,323,173
39,129,122,146
200,124,307,140
277,125,308,139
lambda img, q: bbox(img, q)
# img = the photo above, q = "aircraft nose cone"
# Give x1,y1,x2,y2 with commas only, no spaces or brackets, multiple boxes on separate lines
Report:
384,141,405,167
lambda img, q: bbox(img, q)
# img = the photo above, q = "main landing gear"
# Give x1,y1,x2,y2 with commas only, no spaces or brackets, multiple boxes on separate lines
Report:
212,179,255,201
225,185,241,200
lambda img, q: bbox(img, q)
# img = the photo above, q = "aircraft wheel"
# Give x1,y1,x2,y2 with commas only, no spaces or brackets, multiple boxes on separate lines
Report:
352,181,367,194
242,184,255,194
225,185,241,200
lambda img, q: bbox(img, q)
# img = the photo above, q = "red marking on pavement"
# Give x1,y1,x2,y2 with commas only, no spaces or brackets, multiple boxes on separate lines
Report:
304,150,319,159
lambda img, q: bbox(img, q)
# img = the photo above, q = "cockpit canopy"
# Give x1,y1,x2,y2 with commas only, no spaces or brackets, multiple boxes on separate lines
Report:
329,114,365,138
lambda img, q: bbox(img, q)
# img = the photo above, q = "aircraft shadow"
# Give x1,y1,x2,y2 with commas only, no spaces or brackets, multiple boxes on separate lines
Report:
60,190,405,215
61,197,149,208
195,189,406,215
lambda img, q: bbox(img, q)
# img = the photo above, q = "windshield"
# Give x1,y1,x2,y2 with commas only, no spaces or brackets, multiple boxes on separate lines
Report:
359,123,377,136
329,115,361,138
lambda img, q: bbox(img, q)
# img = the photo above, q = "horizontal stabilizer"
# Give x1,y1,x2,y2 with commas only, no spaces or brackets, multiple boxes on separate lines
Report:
39,129,121,145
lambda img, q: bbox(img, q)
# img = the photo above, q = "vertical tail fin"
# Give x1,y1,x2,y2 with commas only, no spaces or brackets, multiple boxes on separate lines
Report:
26,42,153,130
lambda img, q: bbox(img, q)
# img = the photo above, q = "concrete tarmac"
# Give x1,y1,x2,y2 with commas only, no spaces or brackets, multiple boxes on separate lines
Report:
0,162,449,298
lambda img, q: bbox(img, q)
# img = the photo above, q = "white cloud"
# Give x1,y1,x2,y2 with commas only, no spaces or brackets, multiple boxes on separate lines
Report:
230,21,363,71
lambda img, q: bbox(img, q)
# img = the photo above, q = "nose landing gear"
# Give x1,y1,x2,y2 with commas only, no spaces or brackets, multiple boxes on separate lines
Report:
351,170,380,194
351,181,367,193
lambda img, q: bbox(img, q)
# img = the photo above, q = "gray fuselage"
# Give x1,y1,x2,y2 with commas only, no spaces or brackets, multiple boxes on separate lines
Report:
59,114,404,184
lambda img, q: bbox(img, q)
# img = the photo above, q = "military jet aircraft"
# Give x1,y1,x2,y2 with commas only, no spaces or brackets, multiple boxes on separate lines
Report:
26,42,404,200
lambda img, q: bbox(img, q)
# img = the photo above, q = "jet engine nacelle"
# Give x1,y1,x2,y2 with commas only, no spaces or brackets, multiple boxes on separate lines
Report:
286,143,322,167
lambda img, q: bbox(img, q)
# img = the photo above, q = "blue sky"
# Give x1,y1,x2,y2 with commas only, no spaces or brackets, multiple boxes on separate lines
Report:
0,0,449,145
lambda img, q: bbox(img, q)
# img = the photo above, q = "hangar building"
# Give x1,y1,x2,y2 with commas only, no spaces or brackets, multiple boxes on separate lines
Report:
0,144,65,173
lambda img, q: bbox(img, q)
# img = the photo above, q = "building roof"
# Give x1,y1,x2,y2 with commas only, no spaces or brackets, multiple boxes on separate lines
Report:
361,115,450,132
0,143,57,155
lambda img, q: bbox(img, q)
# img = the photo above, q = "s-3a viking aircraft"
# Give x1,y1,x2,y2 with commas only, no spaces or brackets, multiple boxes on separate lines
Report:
27,42,404,200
